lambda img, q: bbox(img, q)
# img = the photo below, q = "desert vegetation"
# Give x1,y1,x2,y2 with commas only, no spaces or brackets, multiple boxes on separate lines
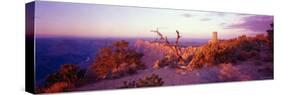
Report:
187,35,266,69
120,74,164,88
150,29,186,68
90,40,146,79
36,64,86,93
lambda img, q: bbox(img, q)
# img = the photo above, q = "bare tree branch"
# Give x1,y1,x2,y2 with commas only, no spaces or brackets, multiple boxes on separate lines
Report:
150,29,185,65
175,30,181,45
174,30,184,64
164,36,170,44
151,28,165,41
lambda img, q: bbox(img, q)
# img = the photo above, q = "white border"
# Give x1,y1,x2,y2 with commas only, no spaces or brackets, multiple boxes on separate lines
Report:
0,0,280,95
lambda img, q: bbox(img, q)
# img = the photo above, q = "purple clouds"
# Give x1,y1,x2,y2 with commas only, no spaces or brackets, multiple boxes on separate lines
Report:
225,15,273,32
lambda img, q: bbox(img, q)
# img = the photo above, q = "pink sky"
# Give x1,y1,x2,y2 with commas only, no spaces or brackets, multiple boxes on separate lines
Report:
33,1,273,39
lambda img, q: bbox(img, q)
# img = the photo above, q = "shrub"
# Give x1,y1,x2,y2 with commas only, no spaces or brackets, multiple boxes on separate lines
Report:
136,74,164,87
43,82,71,93
91,40,145,79
45,64,82,86
237,51,251,61
188,43,232,69
59,64,80,83
120,74,164,88
38,64,85,93
188,35,263,69
238,38,260,52
45,72,62,87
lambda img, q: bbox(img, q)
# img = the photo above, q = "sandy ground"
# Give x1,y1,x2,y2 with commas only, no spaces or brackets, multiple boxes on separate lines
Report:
74,58,273,91
74,41,273,91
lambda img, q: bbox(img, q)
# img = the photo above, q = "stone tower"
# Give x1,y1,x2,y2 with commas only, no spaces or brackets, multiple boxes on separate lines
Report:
212,32,218,43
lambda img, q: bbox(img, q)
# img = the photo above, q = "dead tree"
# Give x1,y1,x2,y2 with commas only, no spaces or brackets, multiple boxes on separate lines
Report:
151,28,165,41
150,29,185,65
164,36,170,44
175,30,183,60
174,30,184,65
175,30,181,45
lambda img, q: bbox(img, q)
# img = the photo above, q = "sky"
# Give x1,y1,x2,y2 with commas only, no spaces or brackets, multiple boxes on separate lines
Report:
32,1,273,39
